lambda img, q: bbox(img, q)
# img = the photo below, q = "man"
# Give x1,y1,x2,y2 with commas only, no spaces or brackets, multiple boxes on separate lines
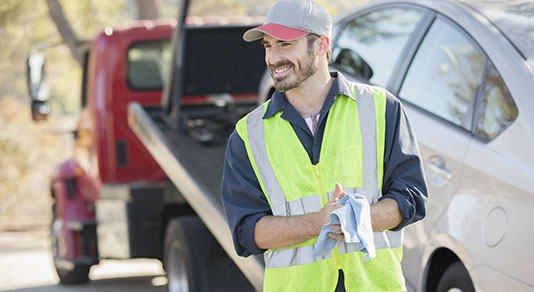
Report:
221,0,427,291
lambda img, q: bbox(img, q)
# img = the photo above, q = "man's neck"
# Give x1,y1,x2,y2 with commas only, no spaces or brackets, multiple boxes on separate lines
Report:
285,67,333,116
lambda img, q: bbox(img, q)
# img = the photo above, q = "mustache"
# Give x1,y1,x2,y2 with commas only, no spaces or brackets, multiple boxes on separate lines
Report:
268,60,294,70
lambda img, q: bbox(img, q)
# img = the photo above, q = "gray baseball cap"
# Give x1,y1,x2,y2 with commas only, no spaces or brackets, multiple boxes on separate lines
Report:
243,0,332,42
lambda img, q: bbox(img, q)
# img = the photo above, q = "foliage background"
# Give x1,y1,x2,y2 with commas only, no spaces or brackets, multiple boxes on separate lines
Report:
0,0,366,221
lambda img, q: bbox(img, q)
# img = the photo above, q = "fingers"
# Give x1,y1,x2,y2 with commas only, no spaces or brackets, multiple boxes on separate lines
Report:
328,232,344,241
328,224,344,240
330,224,342,232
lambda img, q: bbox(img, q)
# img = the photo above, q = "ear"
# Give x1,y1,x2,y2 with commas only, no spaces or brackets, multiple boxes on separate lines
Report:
317,36,330,57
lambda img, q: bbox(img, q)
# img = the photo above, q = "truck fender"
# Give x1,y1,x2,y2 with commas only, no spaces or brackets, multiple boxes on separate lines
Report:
50,159,98,261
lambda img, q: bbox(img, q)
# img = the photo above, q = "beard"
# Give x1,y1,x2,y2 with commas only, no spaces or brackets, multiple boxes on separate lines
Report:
269,48,318,92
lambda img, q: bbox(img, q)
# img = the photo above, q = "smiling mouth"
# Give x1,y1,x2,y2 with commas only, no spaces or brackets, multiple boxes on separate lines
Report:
270,63,294,78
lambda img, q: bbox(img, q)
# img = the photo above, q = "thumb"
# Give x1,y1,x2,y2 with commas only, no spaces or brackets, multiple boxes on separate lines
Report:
334,183,345,200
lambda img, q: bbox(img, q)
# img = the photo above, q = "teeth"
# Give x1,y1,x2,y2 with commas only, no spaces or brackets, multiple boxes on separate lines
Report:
274,67,290,74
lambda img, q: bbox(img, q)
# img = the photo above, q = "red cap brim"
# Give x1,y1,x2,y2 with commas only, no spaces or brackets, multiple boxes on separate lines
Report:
243,23,309,42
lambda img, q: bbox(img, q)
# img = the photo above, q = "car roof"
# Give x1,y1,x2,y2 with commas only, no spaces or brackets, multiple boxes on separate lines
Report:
458,0,534,60
335,0,533,60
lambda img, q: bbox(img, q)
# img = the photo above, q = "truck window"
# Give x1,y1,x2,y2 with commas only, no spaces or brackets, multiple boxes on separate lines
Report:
127,39,171,91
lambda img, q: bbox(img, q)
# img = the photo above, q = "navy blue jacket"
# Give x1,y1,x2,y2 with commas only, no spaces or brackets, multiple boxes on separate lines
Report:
222,72,428,257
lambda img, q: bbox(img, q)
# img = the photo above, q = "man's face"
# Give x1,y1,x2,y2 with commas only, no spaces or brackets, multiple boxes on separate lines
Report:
262,34,318,92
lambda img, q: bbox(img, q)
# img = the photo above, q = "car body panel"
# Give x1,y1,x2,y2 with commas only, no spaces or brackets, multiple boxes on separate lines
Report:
459,117,534,287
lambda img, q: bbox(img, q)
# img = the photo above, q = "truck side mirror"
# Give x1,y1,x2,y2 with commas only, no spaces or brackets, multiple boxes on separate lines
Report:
31,100,50,121
26,52,50,121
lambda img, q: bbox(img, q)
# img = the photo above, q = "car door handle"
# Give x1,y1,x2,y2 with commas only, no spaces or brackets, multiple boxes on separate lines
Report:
427,155,453,182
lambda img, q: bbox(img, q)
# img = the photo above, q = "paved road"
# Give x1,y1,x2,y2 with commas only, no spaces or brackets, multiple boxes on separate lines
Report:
0,226,167,292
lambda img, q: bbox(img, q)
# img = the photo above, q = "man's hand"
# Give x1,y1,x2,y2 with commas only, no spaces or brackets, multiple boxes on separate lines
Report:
317,183,346,241
254,183,348,249
326,192,404,240
328,195,404,241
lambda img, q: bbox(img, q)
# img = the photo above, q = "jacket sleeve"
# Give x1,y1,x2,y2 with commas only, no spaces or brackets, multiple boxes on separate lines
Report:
379,91,428,231
221,130,271,257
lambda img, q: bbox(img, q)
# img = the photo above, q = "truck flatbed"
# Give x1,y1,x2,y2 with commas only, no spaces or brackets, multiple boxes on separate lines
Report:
129,104,264,290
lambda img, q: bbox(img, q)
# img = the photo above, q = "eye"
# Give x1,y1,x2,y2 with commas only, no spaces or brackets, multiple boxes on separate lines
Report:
263,43,271,49
281,42,292,47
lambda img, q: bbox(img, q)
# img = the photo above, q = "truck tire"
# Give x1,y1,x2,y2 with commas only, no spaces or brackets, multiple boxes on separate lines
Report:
436,262,475,292
51,203,90,284
55,264,90,285
163,216,213,292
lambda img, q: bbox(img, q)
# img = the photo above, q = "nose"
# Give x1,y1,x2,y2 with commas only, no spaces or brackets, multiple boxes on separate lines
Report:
266,46,282,66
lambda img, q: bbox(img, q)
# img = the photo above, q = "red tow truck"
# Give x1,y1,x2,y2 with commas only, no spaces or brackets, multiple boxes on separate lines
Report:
28,19,175,284
26,1,266,289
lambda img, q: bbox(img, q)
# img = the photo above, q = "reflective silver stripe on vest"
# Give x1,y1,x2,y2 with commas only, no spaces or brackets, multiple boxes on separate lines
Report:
246,105,288,216
286,194,322,216
353,84,379,196
327,187,380,205
264,194,325,268
265,242,332,269
337,230,403,253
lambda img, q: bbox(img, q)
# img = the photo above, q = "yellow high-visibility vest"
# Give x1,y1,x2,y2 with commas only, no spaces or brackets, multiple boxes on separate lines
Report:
236,82,405,292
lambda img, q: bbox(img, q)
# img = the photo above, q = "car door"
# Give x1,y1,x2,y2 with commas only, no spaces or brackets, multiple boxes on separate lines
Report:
396,15,488,290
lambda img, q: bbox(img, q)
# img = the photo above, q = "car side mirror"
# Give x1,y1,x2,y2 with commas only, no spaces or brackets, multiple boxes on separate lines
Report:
334,48,374,82
26,52,50,121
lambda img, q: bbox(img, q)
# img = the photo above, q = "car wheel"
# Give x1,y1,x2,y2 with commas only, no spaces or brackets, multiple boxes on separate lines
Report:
436,262,475,292
51,203,90,284
163,216,213,292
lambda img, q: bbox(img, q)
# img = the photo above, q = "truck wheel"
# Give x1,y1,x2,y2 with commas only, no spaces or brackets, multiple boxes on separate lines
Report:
436,262,475,292
163,216,213,292
51,203,90,284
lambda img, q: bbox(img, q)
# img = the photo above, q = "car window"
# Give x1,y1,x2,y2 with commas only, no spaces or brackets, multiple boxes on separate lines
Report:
332,7,424,87
127,39,171,91
474,64,518,141
399,18,485,129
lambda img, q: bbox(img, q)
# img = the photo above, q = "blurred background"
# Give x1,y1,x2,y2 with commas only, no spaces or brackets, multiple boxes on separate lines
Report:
0,0,364,224
0,0,366,291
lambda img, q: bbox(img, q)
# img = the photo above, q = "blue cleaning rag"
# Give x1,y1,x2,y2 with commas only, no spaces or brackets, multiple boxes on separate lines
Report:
312,193,376,261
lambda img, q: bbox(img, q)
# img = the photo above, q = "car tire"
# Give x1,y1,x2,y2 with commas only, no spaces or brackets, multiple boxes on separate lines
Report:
51,203,90,284
163,216,213,292
436,262,475,292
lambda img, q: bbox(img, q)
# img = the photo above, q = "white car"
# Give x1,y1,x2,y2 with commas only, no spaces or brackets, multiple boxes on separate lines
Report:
258,0,534,291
